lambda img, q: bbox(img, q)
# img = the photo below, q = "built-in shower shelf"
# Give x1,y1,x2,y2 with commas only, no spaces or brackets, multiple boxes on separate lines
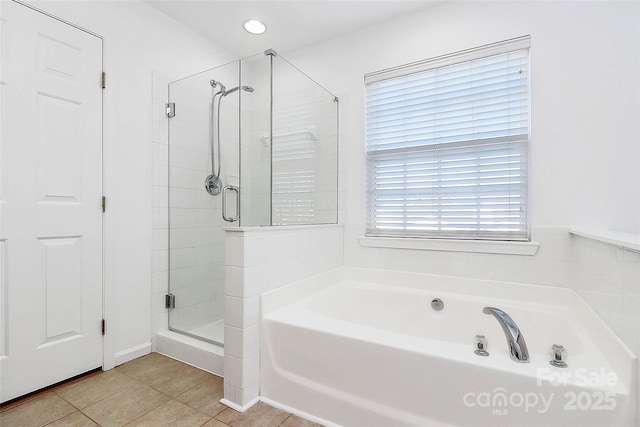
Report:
569,228,640,253
259,126,318,145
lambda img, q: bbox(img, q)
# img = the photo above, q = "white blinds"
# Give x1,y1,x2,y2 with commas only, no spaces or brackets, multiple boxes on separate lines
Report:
365,38,530,241
271,101,317,225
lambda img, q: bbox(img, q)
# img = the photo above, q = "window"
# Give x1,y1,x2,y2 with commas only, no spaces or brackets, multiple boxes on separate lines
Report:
365,36,530,241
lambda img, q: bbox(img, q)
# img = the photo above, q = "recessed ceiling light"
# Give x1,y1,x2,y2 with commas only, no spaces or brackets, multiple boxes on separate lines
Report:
244,19,266,35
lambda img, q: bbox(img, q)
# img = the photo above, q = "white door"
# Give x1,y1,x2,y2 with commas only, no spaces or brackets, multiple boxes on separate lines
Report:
0,1,103,403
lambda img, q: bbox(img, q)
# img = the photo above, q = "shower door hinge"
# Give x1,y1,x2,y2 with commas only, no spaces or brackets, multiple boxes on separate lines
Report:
101,72,106,89
102,196,106,213
165,293,176,309
101,319,106,336
166,102,175,118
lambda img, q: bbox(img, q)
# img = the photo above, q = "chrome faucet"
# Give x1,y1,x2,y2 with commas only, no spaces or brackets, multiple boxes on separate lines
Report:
482,307,530,363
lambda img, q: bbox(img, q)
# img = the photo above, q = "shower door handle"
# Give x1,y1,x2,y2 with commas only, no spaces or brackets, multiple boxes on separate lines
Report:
222,185,240,222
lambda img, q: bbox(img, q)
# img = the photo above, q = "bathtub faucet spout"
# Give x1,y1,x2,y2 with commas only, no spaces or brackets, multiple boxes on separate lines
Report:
482,307,529,363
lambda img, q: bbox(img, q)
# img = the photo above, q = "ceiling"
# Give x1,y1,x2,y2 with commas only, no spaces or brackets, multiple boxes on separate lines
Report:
145,0,440,58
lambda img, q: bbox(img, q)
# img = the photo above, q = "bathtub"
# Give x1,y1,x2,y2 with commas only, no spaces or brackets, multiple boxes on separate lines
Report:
260,267,637,427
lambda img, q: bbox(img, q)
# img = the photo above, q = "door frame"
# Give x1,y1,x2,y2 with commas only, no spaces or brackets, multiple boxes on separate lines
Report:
10,0,113,371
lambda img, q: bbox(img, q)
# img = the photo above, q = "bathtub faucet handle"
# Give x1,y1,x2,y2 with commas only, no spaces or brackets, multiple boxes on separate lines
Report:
474,335,489,357
550,344,568,368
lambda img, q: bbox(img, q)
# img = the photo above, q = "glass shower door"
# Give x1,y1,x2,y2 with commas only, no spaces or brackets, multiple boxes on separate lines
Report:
167,61,240,345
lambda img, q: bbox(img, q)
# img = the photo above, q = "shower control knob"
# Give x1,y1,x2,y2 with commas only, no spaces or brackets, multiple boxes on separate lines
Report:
204,174,223,196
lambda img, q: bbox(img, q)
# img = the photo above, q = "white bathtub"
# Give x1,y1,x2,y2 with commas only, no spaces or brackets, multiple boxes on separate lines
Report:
260,267,637,427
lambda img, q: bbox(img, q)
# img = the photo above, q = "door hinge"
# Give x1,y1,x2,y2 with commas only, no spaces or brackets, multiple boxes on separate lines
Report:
102,196,106,213
166,102,175,118
165,294,176,309
101,72,106,89
101,319,106,336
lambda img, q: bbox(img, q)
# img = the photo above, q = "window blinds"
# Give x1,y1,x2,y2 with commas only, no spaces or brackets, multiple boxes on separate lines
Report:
271,101,317,225
365,37,530,241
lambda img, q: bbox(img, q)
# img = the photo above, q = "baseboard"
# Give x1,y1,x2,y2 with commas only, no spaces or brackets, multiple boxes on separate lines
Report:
260,396,342,427
220,397,259,413
113,342,152,367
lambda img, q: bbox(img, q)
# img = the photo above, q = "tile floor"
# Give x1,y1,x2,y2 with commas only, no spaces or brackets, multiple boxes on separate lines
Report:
0,352,320,427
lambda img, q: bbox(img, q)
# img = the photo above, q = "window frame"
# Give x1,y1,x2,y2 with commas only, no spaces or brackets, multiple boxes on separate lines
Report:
364,36,531,242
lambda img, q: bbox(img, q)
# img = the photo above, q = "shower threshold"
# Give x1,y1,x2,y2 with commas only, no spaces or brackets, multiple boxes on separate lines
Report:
170,319,225,346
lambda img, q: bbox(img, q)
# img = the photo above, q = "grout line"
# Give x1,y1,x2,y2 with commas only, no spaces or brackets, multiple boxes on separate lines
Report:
78,410,102,427
279,413,294,426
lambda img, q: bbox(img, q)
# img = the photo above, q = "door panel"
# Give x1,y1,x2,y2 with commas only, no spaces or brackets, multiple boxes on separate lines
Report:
0,1,103,403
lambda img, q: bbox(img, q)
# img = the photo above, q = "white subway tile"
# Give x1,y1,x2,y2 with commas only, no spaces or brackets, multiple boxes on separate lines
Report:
152,270,168,294
152,142,168,166
224,325,243,359
610,294,624,337
153,186,168,208
151,292,166,316
225,295,244,328
244,264,276,297
223,355,242,388
152,250,168,273
621,298,640,356
243,295,260,327
242,353,260,389
552,261,572,288
243,236,267,267
225,266,244,297
225,236,244,267
623,256,640,305
241,382,260,407
223,382,239,405
343,246,362,267
243,324,260,358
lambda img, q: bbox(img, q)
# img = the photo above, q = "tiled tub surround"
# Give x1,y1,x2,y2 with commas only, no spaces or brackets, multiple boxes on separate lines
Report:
261,267,637,427
570,232,640,357
344,226,640,358
223,225,344,410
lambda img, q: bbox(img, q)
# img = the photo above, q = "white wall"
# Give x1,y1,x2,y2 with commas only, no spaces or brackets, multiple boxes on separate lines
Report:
27,0,235,367
286,0,640,234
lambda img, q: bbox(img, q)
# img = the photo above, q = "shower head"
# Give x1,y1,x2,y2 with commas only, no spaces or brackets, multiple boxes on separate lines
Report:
222,85,255,96
210,79,226,94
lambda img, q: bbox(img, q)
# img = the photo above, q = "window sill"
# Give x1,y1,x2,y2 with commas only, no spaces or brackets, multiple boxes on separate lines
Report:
358,236,539,256
569,229,640,253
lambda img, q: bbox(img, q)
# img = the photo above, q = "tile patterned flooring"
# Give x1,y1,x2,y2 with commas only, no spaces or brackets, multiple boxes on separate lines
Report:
0,353,320,427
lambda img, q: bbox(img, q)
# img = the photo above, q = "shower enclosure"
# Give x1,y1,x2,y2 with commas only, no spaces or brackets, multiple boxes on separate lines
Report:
166,50,338,345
